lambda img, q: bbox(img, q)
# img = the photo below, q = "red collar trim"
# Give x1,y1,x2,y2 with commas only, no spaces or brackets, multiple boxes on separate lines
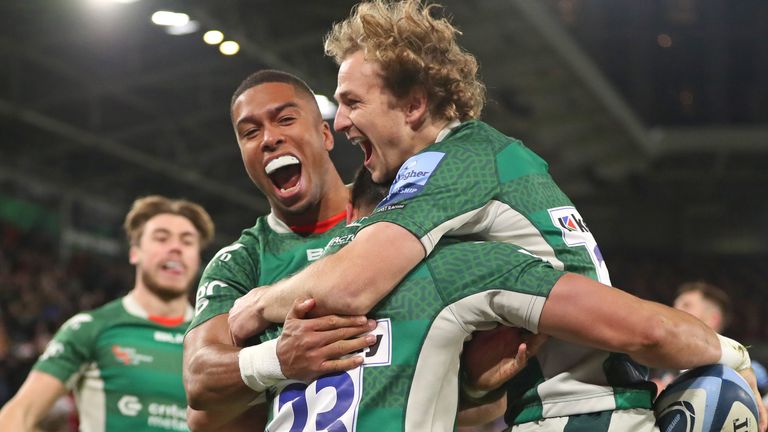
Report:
289,210,347,234
148,315,185,327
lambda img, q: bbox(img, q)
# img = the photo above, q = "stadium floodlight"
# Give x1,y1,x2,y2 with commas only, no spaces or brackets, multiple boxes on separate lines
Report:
314,94,338,120
151,11,189,27
166,20,200,36
219,41,240,55
203,30,224,45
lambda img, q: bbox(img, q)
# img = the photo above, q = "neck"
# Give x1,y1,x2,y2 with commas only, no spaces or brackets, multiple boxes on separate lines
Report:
130,285,189,318
275,176,350,227
414,118,454,153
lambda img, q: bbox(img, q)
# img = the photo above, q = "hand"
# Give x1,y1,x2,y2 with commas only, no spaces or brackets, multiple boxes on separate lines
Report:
229,287,271,346
277,298,377,382
738,367,768,431
462,326,548,392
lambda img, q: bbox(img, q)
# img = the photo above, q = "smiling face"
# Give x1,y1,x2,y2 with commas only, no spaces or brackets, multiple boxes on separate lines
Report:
334,51,423,183
232,82,336,220
129,213,201,300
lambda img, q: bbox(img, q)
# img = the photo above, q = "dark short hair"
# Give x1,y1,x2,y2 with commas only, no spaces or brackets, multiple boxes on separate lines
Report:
350,167,390,215
230,69,316,110
676,281,732,329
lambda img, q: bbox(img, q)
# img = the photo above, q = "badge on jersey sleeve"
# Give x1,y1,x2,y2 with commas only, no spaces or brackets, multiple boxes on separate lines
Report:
267,319,391,431
377,151,445,210
548,206,611,285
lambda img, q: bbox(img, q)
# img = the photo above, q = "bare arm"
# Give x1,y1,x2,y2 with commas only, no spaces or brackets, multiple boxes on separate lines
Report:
0,371,68,431
187,404,267,432
183,314,258,412
261,222,424,321
538,273,720,369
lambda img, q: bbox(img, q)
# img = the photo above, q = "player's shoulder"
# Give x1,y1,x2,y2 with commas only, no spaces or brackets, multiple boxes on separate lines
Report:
56,297,124,338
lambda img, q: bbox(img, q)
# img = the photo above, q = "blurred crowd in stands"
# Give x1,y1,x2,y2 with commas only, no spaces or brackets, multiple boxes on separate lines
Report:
0,220,131,407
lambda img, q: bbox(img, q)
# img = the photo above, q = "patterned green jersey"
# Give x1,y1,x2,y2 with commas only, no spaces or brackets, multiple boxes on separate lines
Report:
33,294,193,432
187,212,349,331
264,225,563,432
360,120,654,427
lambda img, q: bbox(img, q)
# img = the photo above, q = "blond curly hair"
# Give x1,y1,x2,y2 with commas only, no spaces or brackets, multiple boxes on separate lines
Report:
325,0,485,122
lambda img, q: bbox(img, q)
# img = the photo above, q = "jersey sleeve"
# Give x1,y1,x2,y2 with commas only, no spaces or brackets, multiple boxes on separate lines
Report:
428,241,564,333
361,139,551,256
32,313,99,387
187,241,260,333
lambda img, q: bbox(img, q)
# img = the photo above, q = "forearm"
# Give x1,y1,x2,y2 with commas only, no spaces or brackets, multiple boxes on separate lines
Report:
187,403,267,432
539,273,723,370
185,343,257,410
457,394,506,427
261,223,424,322
0,400,36,431
625,300,721,369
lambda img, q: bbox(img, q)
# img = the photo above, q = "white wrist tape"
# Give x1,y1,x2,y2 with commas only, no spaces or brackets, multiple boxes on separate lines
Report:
238,338,286,393
717,334,751,371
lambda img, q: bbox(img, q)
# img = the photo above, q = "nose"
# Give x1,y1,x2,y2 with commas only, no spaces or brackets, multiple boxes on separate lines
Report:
333,105,351,133
260,124,284,151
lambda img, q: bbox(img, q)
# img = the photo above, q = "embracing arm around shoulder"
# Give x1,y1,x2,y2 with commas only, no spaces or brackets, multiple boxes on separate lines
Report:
538,273,721,370
260,222,425,321
0,371,68,431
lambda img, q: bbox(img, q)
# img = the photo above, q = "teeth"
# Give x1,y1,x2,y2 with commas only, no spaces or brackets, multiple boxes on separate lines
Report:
265,155,300,175
164,261,182,270
349,136,368,146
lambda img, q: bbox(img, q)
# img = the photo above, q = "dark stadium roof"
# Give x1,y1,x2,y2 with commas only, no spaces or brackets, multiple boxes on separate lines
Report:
1,0,767,253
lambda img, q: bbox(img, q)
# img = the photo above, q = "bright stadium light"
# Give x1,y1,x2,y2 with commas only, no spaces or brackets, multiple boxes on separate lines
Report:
166,20,200,36
151,11,189,27
314,94,338,120
203,30,224,45
219,41,240,56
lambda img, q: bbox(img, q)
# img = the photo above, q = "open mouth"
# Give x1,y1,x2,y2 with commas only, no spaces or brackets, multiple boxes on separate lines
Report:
161,260,184,275
265,155,302,192
351,137,373,165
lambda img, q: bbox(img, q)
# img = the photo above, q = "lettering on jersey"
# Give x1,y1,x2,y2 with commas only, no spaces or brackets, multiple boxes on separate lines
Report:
306,248,324,262
112,345,154,365
323,233,356,255
269,368,364,432
363,318,392,367
548,206,611,285
64,313,93,331
40,340,64,361
195,280,228,316
205,243,245,271
147,402,188,431
377,151,445,209
118,395,142,416
153,331,184,344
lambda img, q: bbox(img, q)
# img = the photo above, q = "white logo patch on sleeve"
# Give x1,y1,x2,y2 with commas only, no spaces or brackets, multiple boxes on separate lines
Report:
548,206,611,285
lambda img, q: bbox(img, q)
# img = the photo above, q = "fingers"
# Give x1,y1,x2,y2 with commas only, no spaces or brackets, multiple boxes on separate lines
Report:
286,298,316,320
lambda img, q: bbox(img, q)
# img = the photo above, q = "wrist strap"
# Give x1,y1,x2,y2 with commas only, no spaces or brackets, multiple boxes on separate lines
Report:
717,334,751,371
238,339,286,392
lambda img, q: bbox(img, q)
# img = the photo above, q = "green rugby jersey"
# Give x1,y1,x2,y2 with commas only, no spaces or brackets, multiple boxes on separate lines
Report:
33,294,192,432
360,120,654,427
264,227,563,432
187,212,349,331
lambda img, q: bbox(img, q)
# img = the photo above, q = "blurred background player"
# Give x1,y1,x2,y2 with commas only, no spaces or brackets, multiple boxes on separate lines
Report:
0,195,214,432
653,281,768,398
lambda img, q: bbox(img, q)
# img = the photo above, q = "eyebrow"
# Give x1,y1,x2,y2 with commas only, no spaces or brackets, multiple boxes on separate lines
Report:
235,101,299,128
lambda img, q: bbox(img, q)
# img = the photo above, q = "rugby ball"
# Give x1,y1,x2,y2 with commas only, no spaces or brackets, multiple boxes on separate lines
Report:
654,364,758,432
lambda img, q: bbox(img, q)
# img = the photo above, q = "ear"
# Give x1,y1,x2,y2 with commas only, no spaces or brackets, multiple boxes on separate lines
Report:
128,244,140,265
404,87,429,128
321,121,335,151
345,202,355,225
